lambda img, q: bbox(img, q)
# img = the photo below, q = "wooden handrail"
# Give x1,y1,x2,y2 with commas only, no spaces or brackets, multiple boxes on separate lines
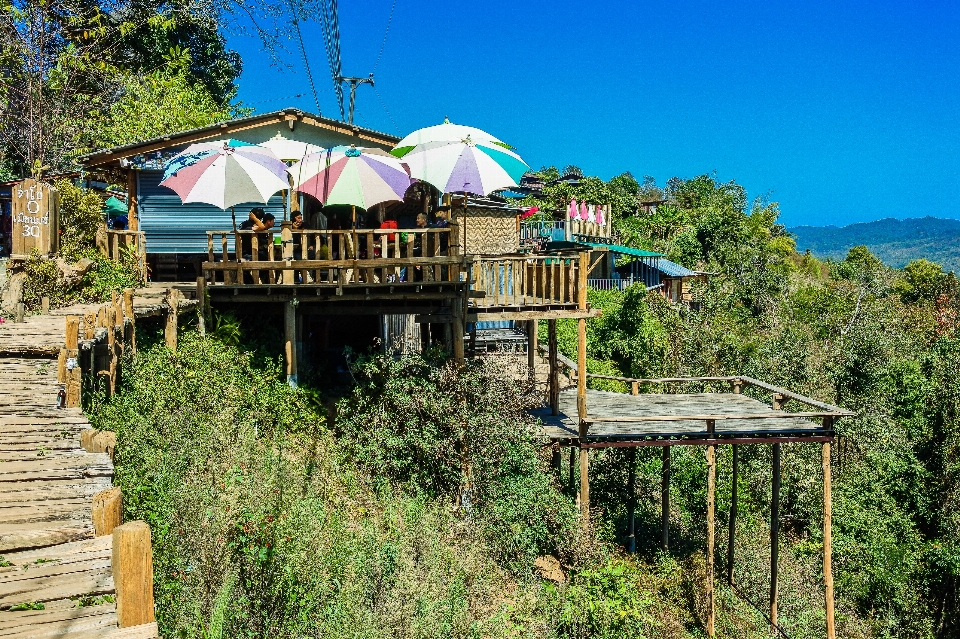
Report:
585,412,844,423
737,376,854,416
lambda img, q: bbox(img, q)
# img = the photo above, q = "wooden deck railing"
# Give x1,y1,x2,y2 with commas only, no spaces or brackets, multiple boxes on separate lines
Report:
203,227,463,286
470,253,587,308
104,230,146,280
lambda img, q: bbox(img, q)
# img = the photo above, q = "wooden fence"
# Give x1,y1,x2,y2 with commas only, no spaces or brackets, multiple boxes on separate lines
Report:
470,253,587,308
102,230,147,281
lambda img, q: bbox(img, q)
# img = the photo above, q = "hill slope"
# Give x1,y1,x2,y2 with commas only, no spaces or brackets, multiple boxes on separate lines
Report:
789,216,960,271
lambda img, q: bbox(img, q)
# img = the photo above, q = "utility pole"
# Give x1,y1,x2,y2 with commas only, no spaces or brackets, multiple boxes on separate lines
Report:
336,74,375,124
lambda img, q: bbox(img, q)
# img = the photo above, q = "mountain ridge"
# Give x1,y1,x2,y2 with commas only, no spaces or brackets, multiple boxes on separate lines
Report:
788,215,960,272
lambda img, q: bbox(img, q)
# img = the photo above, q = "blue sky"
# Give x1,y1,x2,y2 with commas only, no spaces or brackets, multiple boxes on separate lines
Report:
226,0,960,227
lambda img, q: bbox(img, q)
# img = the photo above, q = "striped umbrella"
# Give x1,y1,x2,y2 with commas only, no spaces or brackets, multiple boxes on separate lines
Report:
160,139,289,209
392,121,528,196
289,146,412,209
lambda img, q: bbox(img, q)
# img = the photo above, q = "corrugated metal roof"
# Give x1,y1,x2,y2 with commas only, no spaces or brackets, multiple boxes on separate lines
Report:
654,258,698,278
137,170,285,254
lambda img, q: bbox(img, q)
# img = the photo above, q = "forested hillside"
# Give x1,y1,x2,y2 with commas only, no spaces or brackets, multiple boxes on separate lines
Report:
791,216,960,272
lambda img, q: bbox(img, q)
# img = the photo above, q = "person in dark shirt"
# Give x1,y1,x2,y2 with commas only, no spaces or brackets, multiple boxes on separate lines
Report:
238,208,275,260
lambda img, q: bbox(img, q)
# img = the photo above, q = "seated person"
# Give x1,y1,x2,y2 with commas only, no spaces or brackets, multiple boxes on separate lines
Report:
112,214,128,230
238,208,275,260
291,211,308,259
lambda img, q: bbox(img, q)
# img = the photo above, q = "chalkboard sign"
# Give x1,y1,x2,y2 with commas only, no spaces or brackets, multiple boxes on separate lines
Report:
12,179,58,257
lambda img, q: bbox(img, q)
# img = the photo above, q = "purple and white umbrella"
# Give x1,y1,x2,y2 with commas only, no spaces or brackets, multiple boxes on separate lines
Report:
289,146,412,209
160,139,289,209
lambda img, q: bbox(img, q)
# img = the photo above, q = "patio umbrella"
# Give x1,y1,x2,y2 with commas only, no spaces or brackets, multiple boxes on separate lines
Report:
568,198,578,220
579,201,590,221
160,139,289,210
289,146,412,209
392,121,528,196
261,133,323,162
596,205,605,227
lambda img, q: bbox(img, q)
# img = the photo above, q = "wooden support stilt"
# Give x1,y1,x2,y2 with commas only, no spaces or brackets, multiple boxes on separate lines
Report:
452,304,465,364
662,445,671,550
112,521,155,628
64,316,81,408
285,300,298,387
728,444,738,585
771,442,781,631
568,447,576,496
527,319,538,378
196,277,207,337
824,433,836,639
576,315,589,520
706,444,716,638
164,288,179,351
469,323,477,358
122,288,135,356
40,296,49,314
548,319,559,416
551,444,561,480
106,307,117,398
627,446,637,553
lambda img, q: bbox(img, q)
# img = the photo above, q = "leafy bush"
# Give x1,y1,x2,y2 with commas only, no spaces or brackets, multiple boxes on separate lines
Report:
55,179,104,259
21,249,75,310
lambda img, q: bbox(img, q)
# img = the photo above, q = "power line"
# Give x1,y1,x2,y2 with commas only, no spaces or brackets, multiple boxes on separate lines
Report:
246,94,305,106
319,0,345,120
372,83,402,136
372,0,397,75
294,18,321,114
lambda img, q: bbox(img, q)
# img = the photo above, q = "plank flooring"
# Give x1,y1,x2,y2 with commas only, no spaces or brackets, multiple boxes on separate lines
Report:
0,298,160,638
536,389,832,444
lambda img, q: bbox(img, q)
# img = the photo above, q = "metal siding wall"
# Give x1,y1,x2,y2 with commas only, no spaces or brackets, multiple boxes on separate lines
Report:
137,170,286,254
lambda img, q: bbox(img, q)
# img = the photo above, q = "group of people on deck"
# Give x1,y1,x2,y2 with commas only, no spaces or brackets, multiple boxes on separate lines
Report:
236,206,451,270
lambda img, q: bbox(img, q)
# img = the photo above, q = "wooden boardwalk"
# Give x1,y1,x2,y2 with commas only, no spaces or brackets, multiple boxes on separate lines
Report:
536,388,834,445
0,291,177,638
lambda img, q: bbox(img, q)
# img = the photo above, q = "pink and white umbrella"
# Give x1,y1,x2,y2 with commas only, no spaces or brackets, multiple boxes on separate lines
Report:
579,201,590,221
160,139,289,209
568,198,578,220
596,205,605,227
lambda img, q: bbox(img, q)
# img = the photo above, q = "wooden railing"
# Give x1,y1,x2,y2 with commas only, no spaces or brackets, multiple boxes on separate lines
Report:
470,253,587,308
203,227,463,286
103,230,146,280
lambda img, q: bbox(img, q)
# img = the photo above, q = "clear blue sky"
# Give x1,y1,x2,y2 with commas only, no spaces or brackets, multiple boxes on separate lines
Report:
227,0,960,227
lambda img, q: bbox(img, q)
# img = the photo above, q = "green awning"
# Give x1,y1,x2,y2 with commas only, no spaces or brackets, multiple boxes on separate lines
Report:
104,196,127,216
585,242,663,258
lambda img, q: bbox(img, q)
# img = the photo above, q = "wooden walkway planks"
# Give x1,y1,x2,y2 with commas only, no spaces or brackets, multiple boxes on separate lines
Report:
537,389,831,444
0,300,159,638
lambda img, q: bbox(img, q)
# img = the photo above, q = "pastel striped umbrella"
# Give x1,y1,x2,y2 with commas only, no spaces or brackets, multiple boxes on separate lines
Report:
289,146,412,209
160,139,289,209
392,121,528,196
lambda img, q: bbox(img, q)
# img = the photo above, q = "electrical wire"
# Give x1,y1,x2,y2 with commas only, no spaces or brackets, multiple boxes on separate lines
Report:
372,83,402,136
372,0,397,75
319,0,345,120
294,18,322,114
246,94,305,106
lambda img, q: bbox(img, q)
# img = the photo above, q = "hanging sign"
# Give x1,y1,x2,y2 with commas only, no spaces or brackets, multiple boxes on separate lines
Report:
12,179,58,257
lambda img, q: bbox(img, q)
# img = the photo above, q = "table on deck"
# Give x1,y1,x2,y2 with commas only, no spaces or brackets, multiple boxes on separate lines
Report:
534,389,832,445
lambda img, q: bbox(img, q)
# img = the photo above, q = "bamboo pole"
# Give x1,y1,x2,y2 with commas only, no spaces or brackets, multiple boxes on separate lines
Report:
824,435,836,639
706,444,716,638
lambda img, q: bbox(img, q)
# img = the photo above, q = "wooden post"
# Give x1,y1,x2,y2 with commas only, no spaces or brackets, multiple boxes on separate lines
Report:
196,277,206,337
15,302,24,323
551,444,561,480
631,381,639,395
452,299,465,364
112,521,155,627
728,444,738,585
568,447,576,496
164,288,179,351
627,447,637,553
92,487,122,536
706,443,716,639
40,296,49,314
662,446,670,550
285,300,298,387
576,311,589,520
527,319,538,379
548,319,559,415
771,442,781,632
106,307,117,398
824,435,836,639
65,316,81,408
126,169,139,232
579,446,589,519
123,288,135,357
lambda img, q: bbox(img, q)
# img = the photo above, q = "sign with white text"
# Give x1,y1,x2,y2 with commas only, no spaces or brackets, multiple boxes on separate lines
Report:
12,179,58,257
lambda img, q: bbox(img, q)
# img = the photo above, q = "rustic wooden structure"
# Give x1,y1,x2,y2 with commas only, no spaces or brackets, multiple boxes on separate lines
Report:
531,369,852,639
11,178,58,258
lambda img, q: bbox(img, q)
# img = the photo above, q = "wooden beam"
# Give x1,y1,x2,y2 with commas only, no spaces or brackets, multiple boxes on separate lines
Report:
579,446,589,520
452,305,465,364
728,445,738,585
577,315,589,521
627,447,637,553
164,288,179,351
196,277,207,336
706,443,716,638
585,411,845,423
65,317,81,408
470,309,602,321
771,442,781,631
662,446,670,550
126,169,138,231
93,487,122,537
580,435,835,448
548,319,559,416
568,446,576,496
285,300,298,387
527,319,538,376
112,521,155,627
824,435,836,639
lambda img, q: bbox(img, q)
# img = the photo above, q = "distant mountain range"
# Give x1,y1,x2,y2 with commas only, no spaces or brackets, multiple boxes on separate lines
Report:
789,216,960,272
